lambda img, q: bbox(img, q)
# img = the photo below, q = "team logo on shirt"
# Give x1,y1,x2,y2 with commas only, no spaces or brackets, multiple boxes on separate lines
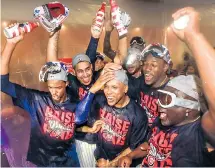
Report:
43,106,75,140
99,108,131,145
142,127,178,167
78,87,88,100
140,92,159,125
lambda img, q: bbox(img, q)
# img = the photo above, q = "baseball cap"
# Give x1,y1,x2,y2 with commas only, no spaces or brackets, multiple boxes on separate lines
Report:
142,43,172,65
39,62,68,82
114,69,128,85
166,75,202,101
72,54,91,68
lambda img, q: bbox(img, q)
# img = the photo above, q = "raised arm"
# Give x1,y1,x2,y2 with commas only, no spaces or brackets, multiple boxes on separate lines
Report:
46,29,60,62
171,7,215,146
1,28,24,98
86,18,103,65
1,24,37,104
110,4,130,65
103,13,116,61
1,24,24,75
114,36,127,65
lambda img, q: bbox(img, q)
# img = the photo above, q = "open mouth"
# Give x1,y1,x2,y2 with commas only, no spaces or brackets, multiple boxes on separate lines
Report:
107,97,115,103
145,73,153,82
127,67,135,72
82,78,90,84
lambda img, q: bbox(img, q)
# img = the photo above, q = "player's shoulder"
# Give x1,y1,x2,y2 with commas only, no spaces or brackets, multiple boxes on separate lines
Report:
127,99,147,118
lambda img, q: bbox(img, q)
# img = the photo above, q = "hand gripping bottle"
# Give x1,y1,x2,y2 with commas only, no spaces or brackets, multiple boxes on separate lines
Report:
4,22,39,39
93,2,106,32
110,0,127,38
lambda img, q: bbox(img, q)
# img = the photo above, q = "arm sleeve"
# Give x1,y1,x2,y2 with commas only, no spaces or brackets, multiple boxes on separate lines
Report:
129,107,149,150
1,74,17,98
86,36,99,65
75,91,95,125
87,93,104,127
1,74,39,115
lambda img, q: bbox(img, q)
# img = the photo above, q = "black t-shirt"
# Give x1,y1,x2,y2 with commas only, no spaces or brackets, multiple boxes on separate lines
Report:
67,70,101,143
127,73,146,102
139,83,168,126
10,84,78,167
142,119,207,167
90,94,148,161
128,78,168,126
67,70,100,101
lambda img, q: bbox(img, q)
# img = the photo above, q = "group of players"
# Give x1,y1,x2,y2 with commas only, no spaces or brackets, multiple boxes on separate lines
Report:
1,1,215,167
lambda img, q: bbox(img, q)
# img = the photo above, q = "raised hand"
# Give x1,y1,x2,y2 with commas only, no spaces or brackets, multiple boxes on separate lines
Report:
102,62,122,72
170,7,200,42
89,70,115,94
91,18,104,39
110,0,131,38
6,23,24,44
105,12,114,32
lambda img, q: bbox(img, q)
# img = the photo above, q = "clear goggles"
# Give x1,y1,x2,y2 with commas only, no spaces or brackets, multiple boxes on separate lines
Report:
130,38,145,46
143,46,166,58
157,89,200,110
142,44,171,64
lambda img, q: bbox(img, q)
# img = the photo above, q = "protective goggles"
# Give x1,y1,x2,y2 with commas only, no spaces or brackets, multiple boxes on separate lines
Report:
157,90,200,110
39,62,68,82
144,48,164,58
130,37,145,46
142,44,171,64
34,1,69,32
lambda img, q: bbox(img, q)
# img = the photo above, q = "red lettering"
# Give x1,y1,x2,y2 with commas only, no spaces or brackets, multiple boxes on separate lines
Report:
144,95,149,107
116,136,126,145
112,115,116,126
115,118,123,130
100,108,106,119
122,121,130,132
61,112,65,121
112,136,116,145
61,131,73,140
65,132,73,140
54,110,60,118
147,96,153,108
151,99,158,111
65,112,72,123
45,107,53,118
143,126,178,167
106,113,112,125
